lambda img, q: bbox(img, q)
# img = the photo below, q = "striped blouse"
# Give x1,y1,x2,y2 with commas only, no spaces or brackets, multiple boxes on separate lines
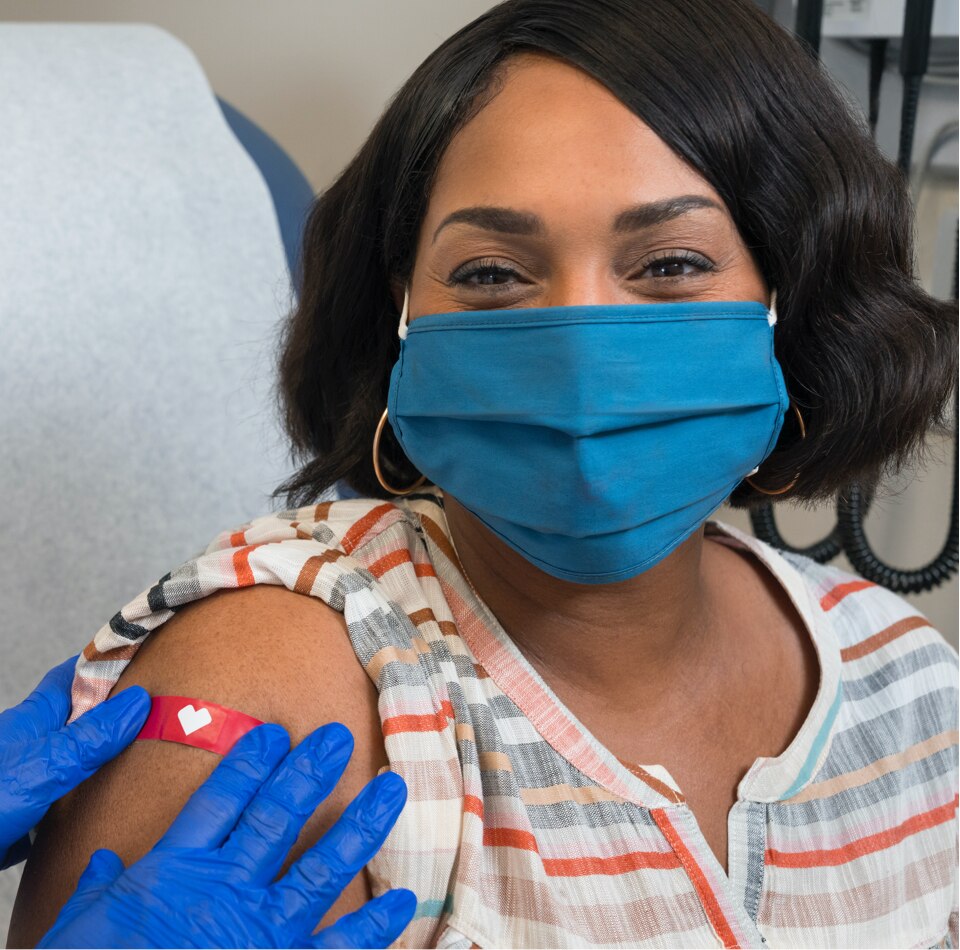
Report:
72,489,959,949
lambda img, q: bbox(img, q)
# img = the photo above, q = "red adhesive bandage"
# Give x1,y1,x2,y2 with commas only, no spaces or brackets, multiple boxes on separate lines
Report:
136,695,265,755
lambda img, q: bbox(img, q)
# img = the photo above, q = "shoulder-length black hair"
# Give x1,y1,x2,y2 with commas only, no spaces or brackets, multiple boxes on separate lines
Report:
275,0,957,507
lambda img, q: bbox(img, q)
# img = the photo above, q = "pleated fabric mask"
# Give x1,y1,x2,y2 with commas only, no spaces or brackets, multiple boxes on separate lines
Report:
387,293,788,584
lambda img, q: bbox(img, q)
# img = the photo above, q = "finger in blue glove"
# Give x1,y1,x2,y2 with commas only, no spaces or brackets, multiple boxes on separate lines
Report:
39,722,415,949
0,655,79,743
0,658,150,869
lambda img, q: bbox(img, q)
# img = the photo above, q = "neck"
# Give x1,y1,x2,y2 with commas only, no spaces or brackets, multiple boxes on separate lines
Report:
441,493,724,712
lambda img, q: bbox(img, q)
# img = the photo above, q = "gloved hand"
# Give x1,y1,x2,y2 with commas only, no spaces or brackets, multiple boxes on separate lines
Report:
39,721,416,949
0,655,150,870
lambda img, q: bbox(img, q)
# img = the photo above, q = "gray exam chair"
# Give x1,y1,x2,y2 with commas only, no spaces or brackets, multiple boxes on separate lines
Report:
0,28,312,918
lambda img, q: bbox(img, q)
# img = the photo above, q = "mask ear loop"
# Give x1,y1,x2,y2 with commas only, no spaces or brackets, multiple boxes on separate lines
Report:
397,286,410,340
744,286,808,492
746,288,779,476
376,284,428,495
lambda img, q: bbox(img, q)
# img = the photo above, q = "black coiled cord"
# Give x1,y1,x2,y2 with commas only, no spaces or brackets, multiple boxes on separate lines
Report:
751,0,957,595
838,224,959,593
837,389,959,594
748,504,843,562
898,74,923,175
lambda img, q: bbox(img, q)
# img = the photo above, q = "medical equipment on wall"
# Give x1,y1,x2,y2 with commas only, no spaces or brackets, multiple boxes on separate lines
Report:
750,0,959,593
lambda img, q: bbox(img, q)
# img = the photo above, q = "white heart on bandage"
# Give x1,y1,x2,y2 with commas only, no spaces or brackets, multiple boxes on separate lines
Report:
177,704,213,736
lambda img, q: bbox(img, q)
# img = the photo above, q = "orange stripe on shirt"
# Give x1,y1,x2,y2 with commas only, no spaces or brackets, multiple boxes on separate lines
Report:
820,579,876,612
463,795,484,819
543,849,681,877
294,550,343,597
483,827,539,853
369,548,412,578
82,641,138,664
652,808,741,949
229,529,247,547
382,699,455,736
232,543,268,588
341,503,396,554
840,614,931,662
766,794,959,868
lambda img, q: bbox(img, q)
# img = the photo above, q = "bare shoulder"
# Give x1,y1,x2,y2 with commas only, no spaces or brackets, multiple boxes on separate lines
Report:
122,583,379,728
8,586,386,947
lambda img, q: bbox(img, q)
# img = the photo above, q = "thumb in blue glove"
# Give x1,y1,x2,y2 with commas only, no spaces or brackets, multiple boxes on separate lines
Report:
39,722,417,949
0,655,150,870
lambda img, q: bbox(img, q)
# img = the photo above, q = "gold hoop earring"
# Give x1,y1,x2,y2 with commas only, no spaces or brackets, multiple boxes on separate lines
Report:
744,402,806,496
372,408,428,496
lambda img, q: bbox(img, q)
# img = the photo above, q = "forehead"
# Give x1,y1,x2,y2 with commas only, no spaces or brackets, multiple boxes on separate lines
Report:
426,53,723,223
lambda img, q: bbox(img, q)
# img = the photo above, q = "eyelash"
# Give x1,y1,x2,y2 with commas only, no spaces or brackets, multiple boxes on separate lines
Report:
447,259,524,289
448,251,715,288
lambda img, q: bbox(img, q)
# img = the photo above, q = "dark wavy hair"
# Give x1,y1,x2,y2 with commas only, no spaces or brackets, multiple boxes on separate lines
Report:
275,0,957,507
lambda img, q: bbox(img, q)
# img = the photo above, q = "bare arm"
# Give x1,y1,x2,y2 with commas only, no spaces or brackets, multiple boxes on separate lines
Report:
7,585,388,948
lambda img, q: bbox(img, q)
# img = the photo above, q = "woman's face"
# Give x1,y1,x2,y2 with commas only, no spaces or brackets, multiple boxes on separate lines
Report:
408,53,767,316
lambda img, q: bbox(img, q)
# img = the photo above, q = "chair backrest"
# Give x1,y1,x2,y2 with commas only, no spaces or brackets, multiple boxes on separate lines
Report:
0,23,304,710
217,96,314,280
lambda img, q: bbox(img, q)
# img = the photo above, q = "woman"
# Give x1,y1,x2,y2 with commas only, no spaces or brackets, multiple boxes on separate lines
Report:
10,0,957,947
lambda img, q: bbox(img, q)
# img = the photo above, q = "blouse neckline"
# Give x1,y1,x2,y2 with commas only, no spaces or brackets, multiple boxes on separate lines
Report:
411,489,842,809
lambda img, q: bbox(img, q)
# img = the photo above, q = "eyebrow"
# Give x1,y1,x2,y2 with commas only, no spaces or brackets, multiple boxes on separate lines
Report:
432,195,723,243
612,195,723,232
432,206,542,243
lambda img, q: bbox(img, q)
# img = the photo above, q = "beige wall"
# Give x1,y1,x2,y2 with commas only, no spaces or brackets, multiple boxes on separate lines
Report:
3,0,957,644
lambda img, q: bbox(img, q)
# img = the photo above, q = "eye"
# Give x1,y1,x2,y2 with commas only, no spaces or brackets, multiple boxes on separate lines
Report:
635,250,715,280
448,258,527,288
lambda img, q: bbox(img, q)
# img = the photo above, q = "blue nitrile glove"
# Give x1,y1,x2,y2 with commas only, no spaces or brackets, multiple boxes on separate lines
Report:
40,722,416,949
0,654,150,870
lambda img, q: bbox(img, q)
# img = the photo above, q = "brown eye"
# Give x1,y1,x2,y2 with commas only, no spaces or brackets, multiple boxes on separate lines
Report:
464,266,516,285
448,258,527,288
636,252,714,280
649,259,694,277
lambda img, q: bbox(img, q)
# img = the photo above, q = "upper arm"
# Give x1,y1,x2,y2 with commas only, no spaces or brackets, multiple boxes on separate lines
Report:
7,585,387,948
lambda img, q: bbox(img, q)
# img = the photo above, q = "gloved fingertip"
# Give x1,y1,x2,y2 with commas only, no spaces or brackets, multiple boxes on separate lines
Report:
317,721,355,754
307,889,417,949
58,686,150,772
87,848,125,877
105,684,152,715
363,771,408,824
74,848,125,896
100,685,153,739
373,770,407,801
298,722,354,775
378,887,417,920
42,654,81,685
32,656,79,711
363,888,418,944
234,722,291,762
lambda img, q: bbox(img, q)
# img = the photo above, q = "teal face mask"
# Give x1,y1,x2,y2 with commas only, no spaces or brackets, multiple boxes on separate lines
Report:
387,294,788,584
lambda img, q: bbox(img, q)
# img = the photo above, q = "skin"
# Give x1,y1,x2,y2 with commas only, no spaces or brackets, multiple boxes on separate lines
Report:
7,53,818,946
